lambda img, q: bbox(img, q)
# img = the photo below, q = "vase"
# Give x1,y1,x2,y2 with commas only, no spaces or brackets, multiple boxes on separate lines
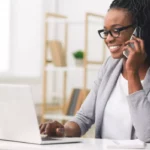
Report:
75,59,83,66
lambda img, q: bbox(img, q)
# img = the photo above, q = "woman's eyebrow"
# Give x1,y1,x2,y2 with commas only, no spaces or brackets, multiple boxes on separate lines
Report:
104,24,123,29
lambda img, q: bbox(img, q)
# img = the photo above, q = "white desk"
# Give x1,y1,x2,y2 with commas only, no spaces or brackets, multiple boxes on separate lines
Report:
0,138,149,150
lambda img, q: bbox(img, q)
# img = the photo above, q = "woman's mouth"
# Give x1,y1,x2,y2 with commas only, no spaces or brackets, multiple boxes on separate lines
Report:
109,45,121,53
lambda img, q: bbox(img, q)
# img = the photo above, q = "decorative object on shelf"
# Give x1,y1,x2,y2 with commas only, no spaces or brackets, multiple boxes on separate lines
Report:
49,40,66,66
72,50,84,66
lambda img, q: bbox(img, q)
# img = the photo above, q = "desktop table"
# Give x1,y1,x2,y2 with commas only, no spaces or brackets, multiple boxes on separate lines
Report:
0,138,149,150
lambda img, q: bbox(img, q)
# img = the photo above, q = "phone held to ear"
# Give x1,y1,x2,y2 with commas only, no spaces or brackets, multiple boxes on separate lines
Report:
123,26,142,58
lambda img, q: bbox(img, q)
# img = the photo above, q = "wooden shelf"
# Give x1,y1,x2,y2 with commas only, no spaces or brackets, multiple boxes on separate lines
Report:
51,92,63,99
44,114,74,121
45,66,83,72
45,65,101,72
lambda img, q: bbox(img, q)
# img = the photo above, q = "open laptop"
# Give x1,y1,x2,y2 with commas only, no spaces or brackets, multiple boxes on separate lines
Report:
0,84,82,144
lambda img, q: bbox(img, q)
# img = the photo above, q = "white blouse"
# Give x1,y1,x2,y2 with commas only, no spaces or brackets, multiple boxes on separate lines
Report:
101,73,144,140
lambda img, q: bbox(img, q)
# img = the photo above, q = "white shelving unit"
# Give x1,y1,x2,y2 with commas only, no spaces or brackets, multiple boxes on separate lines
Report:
44,114,74,121
45,66,83,72
41,13,68,123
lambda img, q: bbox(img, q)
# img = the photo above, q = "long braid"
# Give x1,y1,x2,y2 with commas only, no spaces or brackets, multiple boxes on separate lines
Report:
109,0,150,62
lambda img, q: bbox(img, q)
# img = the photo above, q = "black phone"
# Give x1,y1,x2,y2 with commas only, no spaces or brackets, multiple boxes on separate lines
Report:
123,26,142,58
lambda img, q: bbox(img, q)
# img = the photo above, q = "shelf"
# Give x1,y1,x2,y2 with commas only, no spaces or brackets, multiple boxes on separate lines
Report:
45,65,101,72
46,106,63,111
51,92,63,99
45,66,83,72
43,114,74,121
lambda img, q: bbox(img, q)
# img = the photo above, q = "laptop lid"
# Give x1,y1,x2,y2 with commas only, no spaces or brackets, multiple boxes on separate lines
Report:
0,84,41,144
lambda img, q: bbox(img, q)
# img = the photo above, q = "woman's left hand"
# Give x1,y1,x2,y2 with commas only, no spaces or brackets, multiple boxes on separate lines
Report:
123,36,147,73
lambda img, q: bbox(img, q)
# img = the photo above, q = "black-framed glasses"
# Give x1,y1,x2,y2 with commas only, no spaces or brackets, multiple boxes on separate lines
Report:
98,24,134,39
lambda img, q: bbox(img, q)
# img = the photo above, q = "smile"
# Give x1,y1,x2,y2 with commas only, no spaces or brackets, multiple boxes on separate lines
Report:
109,45,121,53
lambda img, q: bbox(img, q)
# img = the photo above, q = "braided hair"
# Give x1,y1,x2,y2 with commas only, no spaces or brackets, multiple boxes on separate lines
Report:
109,0,150,62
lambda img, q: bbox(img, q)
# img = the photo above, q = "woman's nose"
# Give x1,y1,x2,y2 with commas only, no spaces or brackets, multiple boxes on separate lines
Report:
105,33,115,43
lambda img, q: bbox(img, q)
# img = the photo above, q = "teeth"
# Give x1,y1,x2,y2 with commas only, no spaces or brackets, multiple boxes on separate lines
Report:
109,46,120,50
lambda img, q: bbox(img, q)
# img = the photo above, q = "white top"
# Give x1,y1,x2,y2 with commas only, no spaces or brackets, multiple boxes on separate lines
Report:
101,73,144,140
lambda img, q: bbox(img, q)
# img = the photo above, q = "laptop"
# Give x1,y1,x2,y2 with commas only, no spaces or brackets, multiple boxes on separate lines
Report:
0,84,82,144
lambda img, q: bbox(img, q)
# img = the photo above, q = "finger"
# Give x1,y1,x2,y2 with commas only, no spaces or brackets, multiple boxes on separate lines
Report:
125,40,140,52
123,45,134,56
131,39,141,52
133,36,145,53
44,123,53,136
44,121,58,136
44,121,64,137
39,124,42,129
132,36,142,52
50,121,64,136
56,128,65,137
40,124,47,134
39,123,45,129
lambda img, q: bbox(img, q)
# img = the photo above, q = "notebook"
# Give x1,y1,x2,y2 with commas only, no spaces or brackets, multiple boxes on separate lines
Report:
107,139,146,149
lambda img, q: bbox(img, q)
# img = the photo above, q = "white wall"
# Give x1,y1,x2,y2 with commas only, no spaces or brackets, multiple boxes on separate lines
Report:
0,0,10,72
57,0,112,20
10,0,44,76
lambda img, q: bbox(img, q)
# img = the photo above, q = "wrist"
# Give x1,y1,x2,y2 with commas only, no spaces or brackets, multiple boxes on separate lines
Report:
127,70,140,79
64,121,81,137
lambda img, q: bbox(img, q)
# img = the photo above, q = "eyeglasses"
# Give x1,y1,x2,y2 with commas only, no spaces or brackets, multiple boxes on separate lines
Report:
98,24,134,39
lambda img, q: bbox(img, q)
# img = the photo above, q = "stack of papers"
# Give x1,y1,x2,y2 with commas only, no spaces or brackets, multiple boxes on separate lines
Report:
107,139,146,149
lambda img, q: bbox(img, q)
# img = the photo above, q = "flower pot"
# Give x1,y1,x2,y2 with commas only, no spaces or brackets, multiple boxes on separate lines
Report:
75,59,83,66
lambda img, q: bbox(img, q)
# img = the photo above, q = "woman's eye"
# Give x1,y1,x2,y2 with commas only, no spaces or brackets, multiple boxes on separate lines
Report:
113,29,120,33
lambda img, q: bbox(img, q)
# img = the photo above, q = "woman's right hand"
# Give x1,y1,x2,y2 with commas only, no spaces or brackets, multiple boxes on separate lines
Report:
39,120,65,137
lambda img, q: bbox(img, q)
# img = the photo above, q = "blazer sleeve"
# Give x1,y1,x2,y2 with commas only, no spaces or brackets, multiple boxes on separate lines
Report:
127,89,150,142
70,57,110,136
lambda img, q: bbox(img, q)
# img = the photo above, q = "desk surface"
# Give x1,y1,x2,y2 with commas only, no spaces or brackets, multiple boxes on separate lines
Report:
0,138,149,150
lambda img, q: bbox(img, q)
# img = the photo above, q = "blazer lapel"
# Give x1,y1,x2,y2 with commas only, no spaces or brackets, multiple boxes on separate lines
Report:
143,67,150,95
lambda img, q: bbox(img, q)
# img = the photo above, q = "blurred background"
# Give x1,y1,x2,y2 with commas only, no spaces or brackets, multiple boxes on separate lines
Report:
0,0,112,137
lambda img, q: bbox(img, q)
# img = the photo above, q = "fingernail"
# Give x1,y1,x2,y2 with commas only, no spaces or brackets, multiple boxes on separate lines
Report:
44,131,47,134
58,128,64,133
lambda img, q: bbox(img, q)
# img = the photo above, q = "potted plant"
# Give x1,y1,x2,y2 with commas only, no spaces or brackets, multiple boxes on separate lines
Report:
72,50,84,66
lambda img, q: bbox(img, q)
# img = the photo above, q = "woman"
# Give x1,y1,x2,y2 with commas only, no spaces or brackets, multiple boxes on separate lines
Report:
40,0,150,142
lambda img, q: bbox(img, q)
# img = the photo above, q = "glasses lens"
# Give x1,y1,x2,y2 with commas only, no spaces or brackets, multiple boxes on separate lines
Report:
98,28,120,39
100,30,108,39
111,29,120,38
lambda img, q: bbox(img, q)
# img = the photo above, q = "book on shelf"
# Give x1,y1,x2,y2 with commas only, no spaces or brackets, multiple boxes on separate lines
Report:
64,88,90,116
49,40,66,67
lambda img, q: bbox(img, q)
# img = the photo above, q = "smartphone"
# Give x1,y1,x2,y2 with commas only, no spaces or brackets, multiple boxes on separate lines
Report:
123,26,142,58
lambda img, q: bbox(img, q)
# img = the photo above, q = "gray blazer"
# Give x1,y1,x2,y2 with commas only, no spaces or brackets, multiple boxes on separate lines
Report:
71,56,150,142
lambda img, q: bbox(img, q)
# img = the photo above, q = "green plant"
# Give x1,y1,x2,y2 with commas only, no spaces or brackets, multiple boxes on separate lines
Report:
72,50,84,59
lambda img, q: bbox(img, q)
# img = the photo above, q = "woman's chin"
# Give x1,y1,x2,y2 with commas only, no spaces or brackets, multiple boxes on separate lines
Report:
111,53,124,59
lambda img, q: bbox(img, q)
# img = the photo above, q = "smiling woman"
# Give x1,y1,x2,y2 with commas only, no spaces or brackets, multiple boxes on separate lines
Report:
0,0,10,72
40,0,150,143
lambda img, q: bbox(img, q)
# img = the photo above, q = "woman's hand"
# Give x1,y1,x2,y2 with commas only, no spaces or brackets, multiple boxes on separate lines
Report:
39,120,65,137
123,36,147,73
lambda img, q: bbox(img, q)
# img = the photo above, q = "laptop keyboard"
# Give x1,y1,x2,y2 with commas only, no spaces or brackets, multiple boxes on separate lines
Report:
41,135,60,141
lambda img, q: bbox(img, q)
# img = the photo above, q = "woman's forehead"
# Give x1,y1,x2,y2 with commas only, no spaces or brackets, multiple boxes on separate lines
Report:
104,9,132,28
